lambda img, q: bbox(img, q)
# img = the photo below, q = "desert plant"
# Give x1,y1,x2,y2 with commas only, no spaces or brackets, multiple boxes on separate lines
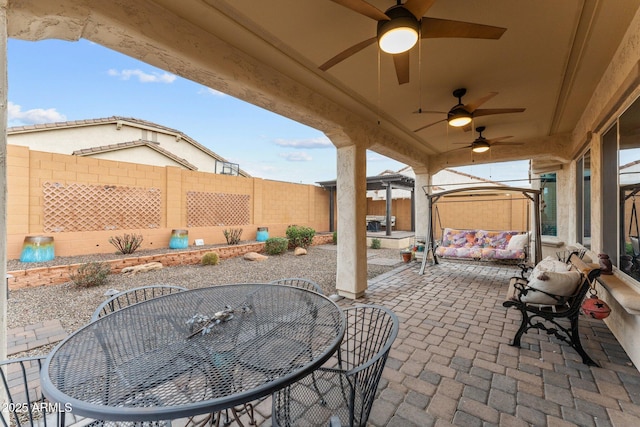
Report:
264,237,289,255
70,262,111,288
286,225,315,249
201,251,220,266
332,231,338,245
371,238,381,249
108,233,144,254
223,228,243,245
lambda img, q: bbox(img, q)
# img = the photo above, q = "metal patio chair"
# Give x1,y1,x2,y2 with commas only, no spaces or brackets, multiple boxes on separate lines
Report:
1,356,60,427
90,284,187,321
0,357,121,427
269,278,324,294
271,305,399,427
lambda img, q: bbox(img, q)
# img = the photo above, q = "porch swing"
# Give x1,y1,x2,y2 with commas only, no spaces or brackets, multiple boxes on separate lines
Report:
419,186,543,274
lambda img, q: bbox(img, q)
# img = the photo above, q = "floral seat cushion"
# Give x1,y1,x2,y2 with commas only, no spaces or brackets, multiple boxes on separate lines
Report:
436,228,526,260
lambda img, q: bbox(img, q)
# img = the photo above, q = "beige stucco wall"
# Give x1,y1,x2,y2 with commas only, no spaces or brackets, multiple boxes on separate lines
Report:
6,144,329,259
562,5,640,369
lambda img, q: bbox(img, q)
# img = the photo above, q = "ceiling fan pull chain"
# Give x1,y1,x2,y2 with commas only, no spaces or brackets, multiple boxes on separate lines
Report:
377,48,381,125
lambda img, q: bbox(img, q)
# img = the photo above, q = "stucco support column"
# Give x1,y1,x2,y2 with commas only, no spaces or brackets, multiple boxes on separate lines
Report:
413,167,431,242
335,144,368,299
0,0,8,361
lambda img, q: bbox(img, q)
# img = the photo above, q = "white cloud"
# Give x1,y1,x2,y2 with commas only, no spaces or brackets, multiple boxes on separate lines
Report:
8,101,66,125
107,68,176,83
274,137,331,149
198,87,227,97
280,152,312,162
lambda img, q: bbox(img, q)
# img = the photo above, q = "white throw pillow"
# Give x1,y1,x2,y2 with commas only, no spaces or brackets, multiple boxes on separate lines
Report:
519,270,582,305
532,256,571,275
507,233,529,250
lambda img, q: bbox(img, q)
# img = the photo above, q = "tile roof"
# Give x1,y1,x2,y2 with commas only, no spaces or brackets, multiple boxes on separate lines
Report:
72,139,198,170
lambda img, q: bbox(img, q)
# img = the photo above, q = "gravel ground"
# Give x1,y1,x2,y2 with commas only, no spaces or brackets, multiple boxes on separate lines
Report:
7,245,404,335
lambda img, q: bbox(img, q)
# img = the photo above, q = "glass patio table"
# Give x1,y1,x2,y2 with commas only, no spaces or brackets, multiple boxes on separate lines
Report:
41,283,345,423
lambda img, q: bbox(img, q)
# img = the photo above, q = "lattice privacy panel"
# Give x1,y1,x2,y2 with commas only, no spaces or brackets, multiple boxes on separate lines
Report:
43,182,161,232
187,192,250,227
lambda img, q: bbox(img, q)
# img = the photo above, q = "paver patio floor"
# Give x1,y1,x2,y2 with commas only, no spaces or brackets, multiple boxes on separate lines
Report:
341,260,640,427
8,259,640,426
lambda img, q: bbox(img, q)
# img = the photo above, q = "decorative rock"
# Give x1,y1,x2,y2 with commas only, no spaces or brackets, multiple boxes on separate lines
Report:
294,247,307,256
121,262,163,275
244,252,268,262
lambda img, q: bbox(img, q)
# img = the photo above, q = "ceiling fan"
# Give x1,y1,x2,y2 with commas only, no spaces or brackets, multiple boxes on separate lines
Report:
321,0,507,84
451,126,523,153
414,88,526,132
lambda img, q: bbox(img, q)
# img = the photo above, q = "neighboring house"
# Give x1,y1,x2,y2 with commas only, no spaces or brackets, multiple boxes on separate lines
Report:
7,116,250,177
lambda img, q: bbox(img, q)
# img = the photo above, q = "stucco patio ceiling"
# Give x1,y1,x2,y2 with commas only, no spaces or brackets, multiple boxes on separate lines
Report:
8,0,640,172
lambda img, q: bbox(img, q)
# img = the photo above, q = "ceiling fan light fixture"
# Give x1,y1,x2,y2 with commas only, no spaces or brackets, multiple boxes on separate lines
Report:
472,140,490,153
377,7,420,54
447,107,472,127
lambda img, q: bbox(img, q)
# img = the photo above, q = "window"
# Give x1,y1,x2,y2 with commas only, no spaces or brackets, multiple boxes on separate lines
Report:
618,97,640,279
576,152,591,248
540,173,557,236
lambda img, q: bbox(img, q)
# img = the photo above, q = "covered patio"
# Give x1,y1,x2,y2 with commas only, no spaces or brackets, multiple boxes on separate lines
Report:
2,1,640,425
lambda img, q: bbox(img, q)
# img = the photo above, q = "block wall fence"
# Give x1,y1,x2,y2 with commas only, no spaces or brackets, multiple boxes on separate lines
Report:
6,145,530,261
368,192,529,238
6,145,332,260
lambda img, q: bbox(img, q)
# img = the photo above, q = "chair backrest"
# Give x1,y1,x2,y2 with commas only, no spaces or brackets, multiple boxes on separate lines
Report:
0,356,59,427
269,278,323,294
90,284,187,321
340,305,399,426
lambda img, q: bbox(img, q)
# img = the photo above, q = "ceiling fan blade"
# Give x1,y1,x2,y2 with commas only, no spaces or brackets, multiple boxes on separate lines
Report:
465,92,498,112
404,0,437,19
487,136,514,144
414,118,446,133
421,18,507,39
443,146,472,153
413,109,446,114
472,107,526,117
392,51,410,85
330,0,390,21
319,37,377,71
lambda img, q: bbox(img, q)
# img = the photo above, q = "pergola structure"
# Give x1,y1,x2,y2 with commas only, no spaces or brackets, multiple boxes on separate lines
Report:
317,173,415,236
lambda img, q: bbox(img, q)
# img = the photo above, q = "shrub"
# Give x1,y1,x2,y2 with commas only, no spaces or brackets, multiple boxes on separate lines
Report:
201,252,220,266
286,225,315,249
371,238,381,249
70,262,111,288
332,231,337,245
264,237,289,255
223,228,243,245
108,233,144,254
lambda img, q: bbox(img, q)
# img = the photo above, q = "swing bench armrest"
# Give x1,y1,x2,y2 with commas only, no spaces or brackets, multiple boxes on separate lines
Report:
517,263,533,279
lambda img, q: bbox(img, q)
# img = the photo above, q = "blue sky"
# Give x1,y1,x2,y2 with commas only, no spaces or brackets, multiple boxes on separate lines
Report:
7,38,528,185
